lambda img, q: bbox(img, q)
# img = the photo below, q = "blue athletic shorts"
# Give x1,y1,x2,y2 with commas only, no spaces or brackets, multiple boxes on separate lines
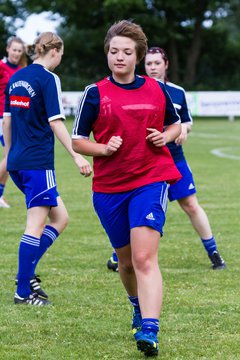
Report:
93,182,168,249
0,135,4,147
168,160,196,202
0,118,4,147
9,169,59,209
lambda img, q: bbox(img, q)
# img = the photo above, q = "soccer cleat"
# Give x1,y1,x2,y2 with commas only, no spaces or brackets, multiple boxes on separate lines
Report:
15,274,48,299
136,331,159,357
132,309,142,340
30,276,48,299
107,257,119,272
0,196,10,208
208,250,226,270
14,292,51,306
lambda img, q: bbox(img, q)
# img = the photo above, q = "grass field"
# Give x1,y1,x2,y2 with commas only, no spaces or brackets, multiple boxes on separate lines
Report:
0,118,240,360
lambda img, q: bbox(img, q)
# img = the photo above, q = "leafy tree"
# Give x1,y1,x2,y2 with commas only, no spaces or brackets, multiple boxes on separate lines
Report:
0,0,21,57
2,0,240,90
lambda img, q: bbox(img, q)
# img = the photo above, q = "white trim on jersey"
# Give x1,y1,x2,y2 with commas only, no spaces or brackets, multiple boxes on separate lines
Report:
72,134,89,140
3,111,11,117
45,68,65,119
49,114,65,121
173,103,182,110
166,81,193,125
166,81,185,91
72,83,97,136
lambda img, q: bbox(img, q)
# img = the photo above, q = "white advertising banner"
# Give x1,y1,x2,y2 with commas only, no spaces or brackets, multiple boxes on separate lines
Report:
62,91,240,117
61,91,83,116
186,91,240,117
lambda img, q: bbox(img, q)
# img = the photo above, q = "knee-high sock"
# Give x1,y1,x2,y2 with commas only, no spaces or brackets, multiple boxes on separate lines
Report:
17,234,40,298
31,225,59,275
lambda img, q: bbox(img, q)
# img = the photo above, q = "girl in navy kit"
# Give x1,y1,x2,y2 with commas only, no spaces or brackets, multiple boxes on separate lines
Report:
72,20,181,356
3,32,92,306
144,46,225,271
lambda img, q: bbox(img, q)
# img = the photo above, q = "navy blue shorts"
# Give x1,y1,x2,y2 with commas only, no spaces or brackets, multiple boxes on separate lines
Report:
93,182,168,249
168,160,196,202
10,169,59,209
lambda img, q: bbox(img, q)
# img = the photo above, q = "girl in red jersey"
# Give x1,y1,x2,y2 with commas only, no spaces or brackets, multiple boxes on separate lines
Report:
0,36,26,208
72,20,181,357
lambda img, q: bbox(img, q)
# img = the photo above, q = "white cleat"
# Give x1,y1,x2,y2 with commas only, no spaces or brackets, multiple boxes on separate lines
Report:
0,196,10,208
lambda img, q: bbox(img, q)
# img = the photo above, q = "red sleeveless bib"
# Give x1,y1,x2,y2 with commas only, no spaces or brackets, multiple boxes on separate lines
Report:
92,76,181,192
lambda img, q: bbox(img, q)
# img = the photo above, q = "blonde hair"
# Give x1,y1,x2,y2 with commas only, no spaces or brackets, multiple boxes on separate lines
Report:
6,36,25,49
104,20,148,63
27,32,63,60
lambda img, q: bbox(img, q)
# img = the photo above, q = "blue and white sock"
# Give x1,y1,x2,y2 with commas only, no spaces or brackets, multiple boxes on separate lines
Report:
17,234,40,298
128,295,141,314
141,318,159,335
201,236,217,256
32,225,59,275
0,183,5,197
112,250,118,262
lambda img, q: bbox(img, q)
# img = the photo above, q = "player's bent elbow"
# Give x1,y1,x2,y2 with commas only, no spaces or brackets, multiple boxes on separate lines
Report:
72,139,82,154
175,123,181,137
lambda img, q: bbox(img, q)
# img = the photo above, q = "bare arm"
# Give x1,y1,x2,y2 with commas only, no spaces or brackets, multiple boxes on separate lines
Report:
175,123,192,145
2,115,12,156
50,119,92,177
146,123,181,147
72,136,123,157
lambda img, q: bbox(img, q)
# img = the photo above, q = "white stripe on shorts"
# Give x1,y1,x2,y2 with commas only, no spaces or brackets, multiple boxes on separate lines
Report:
46,170,56,189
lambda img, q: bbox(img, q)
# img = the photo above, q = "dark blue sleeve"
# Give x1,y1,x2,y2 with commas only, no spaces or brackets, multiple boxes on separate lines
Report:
4,82,10,113
178,91,193,124
157,81,180,126
72,84,100,138
43,74,65,121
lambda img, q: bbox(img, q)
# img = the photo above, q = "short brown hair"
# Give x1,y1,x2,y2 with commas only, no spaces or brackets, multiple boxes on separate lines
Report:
104,20,148,63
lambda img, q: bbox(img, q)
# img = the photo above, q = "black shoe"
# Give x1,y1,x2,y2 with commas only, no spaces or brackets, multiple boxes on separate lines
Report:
30,276,48,299
107,257,119,272
14,292,51,306
15,274,48,299
208,250,226,270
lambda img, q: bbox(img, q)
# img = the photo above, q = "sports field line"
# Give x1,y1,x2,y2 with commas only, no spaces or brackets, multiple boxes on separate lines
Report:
190,131,240,160
211,147,240,160
191,132,239,141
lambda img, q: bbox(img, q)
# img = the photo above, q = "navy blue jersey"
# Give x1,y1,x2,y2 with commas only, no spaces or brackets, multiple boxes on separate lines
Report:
165,82,193,162
72,75,180,138
4,64,65,170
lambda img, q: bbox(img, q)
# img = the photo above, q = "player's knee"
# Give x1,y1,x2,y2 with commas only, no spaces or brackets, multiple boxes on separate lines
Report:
121,261,134,274
52,211,69,233
61,212,69,230
132,252,152,273
181,198,200,216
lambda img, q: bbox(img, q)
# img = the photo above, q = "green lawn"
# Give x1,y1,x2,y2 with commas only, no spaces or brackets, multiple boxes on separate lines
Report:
0,118,239,360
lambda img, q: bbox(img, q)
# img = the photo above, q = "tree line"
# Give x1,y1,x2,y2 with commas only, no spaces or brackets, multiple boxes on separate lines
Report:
1,0,240,91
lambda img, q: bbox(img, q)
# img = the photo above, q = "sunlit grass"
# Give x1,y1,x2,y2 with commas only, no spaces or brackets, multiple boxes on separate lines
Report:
0,118,239,359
